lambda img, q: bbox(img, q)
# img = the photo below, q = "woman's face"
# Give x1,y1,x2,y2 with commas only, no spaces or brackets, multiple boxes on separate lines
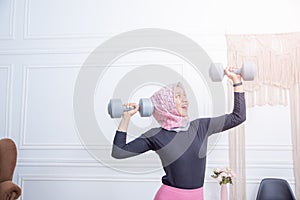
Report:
174,86,189,117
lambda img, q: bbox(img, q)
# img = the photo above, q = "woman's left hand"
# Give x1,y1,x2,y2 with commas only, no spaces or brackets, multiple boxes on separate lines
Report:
224,66,242,83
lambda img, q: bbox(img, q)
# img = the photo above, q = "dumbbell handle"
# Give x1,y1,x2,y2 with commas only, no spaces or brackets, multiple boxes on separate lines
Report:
233,68,242,74
108,98,153,118
123,106,135,111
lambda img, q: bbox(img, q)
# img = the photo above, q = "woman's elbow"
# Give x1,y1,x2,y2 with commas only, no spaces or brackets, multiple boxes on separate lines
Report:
111,153,123,159
111,149,126,159
111,146,135,159
233,113,246,126
239,113,246,124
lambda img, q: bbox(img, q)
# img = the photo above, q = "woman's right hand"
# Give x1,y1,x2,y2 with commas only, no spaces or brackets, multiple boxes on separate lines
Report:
118,103,139,132
122,103,139,119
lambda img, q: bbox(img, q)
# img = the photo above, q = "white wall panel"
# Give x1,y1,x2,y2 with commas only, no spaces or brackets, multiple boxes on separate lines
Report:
245,105,292,146
20,65,82,149
0,0,15,39
245,105,294,198
24,0,168,39
19,175,160,200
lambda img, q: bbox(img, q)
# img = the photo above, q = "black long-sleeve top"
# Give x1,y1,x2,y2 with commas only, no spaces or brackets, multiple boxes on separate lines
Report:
112,92,246,189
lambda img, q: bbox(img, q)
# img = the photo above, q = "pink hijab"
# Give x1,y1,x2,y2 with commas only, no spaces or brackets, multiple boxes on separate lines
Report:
150,82,189,131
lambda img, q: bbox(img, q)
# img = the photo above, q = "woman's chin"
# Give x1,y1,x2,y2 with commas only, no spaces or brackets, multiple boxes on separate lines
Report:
177,108,188,117
181,111,188,117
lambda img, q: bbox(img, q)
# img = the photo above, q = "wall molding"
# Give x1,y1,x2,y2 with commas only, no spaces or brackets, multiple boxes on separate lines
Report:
245,160,294,169
0,65,12,137
246,177,295,185
0,47,226,56
18,173,160,183
17,174,295,187
0,48,92,55
244,144,293,151
208,144,293,151
17,157,164,172
208,160,294,169
0,0,16,40
17,157,294,170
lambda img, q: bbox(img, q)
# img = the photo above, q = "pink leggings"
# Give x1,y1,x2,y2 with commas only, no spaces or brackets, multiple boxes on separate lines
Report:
154,184,204,200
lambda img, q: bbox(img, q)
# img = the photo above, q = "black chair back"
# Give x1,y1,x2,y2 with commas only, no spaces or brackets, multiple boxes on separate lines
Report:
256,178,296,200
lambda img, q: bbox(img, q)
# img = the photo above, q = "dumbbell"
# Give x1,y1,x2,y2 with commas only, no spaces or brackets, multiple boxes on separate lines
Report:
108,98,154,118
209,61,257,81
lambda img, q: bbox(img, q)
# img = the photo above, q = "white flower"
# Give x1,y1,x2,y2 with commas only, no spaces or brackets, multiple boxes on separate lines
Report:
211,167,235,185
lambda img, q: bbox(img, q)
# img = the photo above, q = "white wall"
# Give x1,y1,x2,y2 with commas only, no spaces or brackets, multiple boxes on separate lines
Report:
1,0,299,199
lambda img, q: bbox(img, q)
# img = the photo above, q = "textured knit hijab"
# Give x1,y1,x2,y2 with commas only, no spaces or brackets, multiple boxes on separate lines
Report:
150,82,189,131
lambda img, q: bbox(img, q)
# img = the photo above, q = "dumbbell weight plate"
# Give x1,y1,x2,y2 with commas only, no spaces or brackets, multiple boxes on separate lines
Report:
209,63,224,82
108,99,123,118
139,98,154,117
241,61,257,81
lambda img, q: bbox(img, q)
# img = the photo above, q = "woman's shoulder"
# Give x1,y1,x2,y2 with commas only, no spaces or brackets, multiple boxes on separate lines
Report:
190,117,211,125
141,127,164,139
189,118,212,132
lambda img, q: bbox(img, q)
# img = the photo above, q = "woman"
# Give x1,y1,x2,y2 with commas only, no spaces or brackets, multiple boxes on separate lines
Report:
111,67,246,200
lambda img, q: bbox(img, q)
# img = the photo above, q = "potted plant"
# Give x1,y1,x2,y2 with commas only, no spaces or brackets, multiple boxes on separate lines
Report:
211,167,235,200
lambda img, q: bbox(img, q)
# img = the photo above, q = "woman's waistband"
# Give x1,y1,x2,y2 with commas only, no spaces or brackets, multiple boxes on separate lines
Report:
161,184,203,194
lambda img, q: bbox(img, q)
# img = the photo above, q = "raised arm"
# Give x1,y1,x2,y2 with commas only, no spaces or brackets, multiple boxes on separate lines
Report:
111,103,153,159
203,66,246,136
